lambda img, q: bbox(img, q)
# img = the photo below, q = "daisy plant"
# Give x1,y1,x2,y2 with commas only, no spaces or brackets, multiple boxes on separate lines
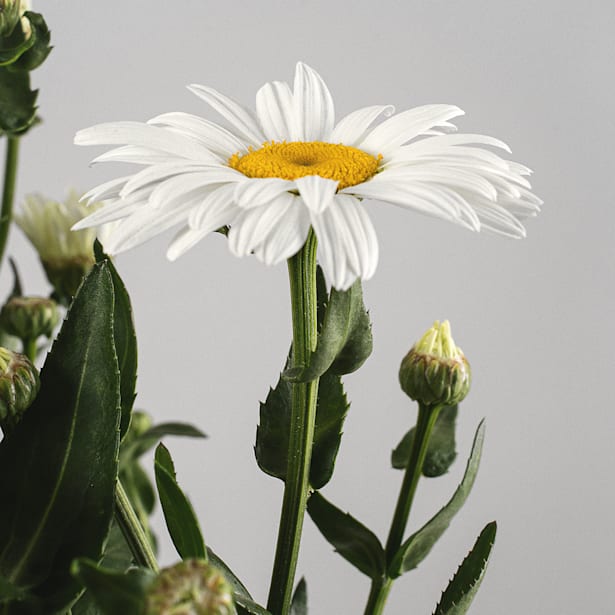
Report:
0,11,539,615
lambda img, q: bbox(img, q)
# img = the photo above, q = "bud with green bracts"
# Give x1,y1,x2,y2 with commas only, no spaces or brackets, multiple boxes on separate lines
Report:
0,346,39,432
0,295,59,341
144,559,234,615
399,320,471,407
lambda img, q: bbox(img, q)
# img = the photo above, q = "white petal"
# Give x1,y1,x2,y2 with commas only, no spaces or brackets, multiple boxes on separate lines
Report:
253,195,311,266
472,201,527,238
147,168,242,209
359,105,464,155
256,81,297,142
119,163,213,198
81,175,132,204
295,175,338,214
166,226,211,261
233,178,295,209
92,146,180,166
72,198,144,230
228,194,294,258
75,121,213,161
148,112,247,158
188,84,265,147
188,183,239,230
293,62,335,141
330,105,395,146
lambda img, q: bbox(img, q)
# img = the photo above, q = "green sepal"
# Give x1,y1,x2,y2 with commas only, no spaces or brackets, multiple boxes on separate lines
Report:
284,277,372,383
307,492,385,580
120,421,206,464
0,21,35,67
94,243,137,439
0,12,51,136
290,578,307,615
392,405,458,477
8,257,23,298
0,263,121,612
433,521,497,615
71,559,154,615
154,443,206,560
389,420,485,578
255,371,349,489
11,13,52,71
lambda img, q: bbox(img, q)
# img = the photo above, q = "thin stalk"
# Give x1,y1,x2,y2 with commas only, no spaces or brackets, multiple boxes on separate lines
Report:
22,338,37,363
0,137,20,272
364,403,441,615
267,232,319,615
114,480,159,572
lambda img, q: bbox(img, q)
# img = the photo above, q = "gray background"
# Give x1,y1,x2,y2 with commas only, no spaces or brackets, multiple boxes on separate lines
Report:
3,1,614,613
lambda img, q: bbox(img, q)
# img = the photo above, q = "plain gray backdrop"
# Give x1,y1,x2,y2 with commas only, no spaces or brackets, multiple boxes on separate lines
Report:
3,1,614,613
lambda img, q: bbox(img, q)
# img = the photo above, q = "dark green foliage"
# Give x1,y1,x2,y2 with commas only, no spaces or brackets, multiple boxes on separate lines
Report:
0,263,121,612
389,421,485,578
392,405,458,477
433,522,497,615
290,578,307,615
154,444,206,560
307,492,385,580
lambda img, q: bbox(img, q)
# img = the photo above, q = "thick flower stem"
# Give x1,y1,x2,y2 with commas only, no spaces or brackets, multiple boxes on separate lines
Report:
114,480,159,572
0,137,20,272
22,338,37,363
364,403,441,615
267,232,319,615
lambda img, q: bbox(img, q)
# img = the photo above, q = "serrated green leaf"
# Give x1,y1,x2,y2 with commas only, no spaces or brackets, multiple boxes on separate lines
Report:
433,521,497,615
121,422,206,463
392,405,458,477
284,278,372,382
389,420,485,578
0,263,121,612
310,372,349,489
307,492,385,580
290,578,307,615
71,559,154,615
154,444,206,561
255,371,349,489
94,245,137,439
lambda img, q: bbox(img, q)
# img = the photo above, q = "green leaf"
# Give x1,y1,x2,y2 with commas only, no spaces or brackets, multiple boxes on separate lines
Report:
310,372,349,489
235,599,272,615
94,245,137,439
392,405,458,477
121,421,206,463
0,263,121,612
71,559,154,615
255,370,349,489
154,443,206,560
8,257,23,297
389,420,485,578
433,521,497,615
12,13,52,71
290,578,307,615
0,23,35,67
307,492,385,580
284,278,372,382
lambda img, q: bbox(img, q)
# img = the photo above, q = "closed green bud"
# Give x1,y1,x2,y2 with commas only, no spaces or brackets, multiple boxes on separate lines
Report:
144,559,233,615
0,295,59,341
0,346,39,431
399,320,471,407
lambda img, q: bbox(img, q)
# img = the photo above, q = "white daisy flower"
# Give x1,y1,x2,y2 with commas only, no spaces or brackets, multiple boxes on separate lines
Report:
74,62,541,290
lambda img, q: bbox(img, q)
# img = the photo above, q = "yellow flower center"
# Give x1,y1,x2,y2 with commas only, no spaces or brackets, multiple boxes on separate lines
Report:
228,141,381,190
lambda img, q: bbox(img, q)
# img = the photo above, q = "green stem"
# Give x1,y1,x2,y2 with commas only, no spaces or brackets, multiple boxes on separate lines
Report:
363,577,392,615
22,338,37,362
363,403,441,615
114,480,159,572
267,232,319,615
0,137,20,272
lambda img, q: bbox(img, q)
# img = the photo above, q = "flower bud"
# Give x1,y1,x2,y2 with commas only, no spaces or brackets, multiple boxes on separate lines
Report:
144,559,234,615
15,191,115,302
0,346,40,430
0,295,59,341
399,320,471,407
0,0,29,38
